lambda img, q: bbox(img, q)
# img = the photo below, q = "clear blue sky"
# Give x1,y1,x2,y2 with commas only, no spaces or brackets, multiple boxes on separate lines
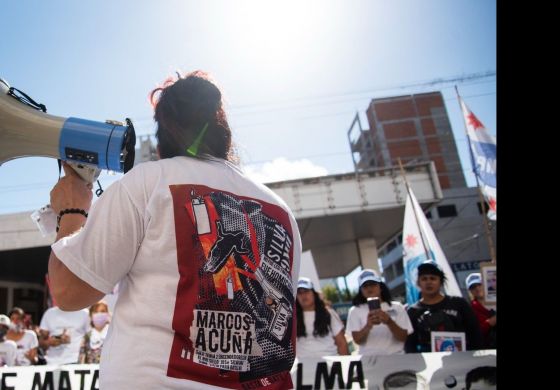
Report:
1,0,496,215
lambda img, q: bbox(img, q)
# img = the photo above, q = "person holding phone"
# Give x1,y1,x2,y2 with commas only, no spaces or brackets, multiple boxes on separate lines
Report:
346,269,413,356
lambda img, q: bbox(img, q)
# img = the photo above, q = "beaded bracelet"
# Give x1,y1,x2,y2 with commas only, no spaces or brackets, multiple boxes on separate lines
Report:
56,208,88,233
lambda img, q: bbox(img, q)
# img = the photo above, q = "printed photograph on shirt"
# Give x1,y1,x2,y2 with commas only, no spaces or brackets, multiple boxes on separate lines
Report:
431,331,466,352
166,184,296,389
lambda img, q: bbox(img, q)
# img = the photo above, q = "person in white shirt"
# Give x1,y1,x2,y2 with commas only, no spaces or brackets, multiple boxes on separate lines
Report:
296,277,349,358
6,307,39,366
39,306,90,365
47,70,301,389
346,269,413,357
0,314,17,366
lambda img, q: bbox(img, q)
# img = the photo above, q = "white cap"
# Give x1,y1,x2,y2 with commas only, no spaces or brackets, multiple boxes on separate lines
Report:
466,272,482,289
0,314,10,328
297,277,314,290
358,269,382,287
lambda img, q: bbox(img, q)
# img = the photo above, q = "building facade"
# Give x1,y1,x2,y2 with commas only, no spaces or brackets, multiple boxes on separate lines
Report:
349,91,495,301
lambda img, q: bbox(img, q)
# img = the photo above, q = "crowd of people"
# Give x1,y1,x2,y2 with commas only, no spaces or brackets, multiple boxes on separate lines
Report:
0,300,110,367
1,261,496,368
295,261,495,360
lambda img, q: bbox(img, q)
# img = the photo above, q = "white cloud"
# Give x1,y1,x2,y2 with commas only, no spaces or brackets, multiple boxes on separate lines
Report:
243,158,328,184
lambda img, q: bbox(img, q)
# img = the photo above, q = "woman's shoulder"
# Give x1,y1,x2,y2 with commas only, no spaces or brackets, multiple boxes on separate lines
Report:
388,301,407,310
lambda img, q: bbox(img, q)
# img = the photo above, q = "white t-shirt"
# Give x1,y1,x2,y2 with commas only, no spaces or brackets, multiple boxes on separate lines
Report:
0,340,17,366
52,156,302,390
297,308,344,358
39,307,90,365
12,330,39,366
346,301,413,356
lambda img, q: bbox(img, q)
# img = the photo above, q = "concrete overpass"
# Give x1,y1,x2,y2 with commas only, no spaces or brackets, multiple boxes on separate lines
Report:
0,161,442,281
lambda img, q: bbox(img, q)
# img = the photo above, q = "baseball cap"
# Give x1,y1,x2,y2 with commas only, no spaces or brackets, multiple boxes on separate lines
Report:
0,314,10,328
297,277,314,290
465,273,482,289
417,260,444,278
358,269,382,287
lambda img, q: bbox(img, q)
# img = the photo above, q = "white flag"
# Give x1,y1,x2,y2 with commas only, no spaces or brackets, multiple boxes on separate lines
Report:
459,98,497,220
402,188,462,305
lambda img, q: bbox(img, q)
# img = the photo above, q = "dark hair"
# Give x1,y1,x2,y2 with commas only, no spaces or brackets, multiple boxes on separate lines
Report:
417,264,447,284
296,290,331,337
465,366,496,389
351,282,393,306
9,307,25,318
150,70,233,161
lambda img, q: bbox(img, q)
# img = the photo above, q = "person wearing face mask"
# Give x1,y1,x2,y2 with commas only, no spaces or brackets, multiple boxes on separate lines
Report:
0,314,17,366
6,307,39,365
79,301,111,364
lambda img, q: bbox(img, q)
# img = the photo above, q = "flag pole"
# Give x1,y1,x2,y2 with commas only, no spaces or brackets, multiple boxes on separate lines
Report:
454,86,497,264
398,157,431,259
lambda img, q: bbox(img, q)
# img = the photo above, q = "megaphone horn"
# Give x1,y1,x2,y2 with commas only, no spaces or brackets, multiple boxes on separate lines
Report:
0,78,136,182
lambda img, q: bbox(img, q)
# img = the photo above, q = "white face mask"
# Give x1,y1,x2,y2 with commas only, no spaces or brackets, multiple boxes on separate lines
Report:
92,312,110,328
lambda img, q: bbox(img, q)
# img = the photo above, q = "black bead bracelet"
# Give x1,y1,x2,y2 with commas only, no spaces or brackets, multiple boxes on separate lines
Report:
56,208,88,232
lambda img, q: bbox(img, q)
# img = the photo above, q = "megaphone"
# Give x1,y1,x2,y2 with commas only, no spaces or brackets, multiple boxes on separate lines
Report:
0,77,135,182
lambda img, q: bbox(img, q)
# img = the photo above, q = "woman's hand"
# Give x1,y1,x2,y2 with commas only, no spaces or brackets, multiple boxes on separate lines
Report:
367,310,382,327
49,162,93,214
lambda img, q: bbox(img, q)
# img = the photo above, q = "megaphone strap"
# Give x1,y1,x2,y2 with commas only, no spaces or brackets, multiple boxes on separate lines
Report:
7,86,47,112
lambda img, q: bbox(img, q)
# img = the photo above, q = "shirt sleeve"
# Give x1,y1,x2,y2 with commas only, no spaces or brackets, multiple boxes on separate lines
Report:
393,303,414,335
39,310,51,333
404,307,420,353
328,308,344,336
345,305,365,333
51,179,144,294
27,330,39,349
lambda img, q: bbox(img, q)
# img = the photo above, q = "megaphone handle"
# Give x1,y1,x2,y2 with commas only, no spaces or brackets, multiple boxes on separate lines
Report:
66,162,101,183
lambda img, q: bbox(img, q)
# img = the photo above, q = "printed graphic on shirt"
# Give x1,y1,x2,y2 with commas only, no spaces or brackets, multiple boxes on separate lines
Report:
167,185,296,389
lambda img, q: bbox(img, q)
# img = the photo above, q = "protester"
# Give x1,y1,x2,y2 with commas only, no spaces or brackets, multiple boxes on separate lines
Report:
47,70,302,388
465,272,496,349
6,307,39,365
0,314,17,366
346,269,413,356
405,261,482,353
79,301,111,364
39,306,90,365
296,277,349,358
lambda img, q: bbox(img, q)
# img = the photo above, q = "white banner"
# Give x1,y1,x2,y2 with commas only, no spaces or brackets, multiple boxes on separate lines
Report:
0,351,496,389
402,188,462,305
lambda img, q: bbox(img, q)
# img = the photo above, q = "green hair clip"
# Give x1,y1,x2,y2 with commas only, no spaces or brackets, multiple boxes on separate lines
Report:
186,122,209,157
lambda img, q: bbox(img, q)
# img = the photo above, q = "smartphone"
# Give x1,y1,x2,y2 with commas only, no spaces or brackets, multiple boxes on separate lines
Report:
367,297,380,311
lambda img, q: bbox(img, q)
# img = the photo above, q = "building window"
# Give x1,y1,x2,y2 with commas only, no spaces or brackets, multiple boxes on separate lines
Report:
387,239,397,252
437,204,457,218
384,265,395,282
395,259,404,277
